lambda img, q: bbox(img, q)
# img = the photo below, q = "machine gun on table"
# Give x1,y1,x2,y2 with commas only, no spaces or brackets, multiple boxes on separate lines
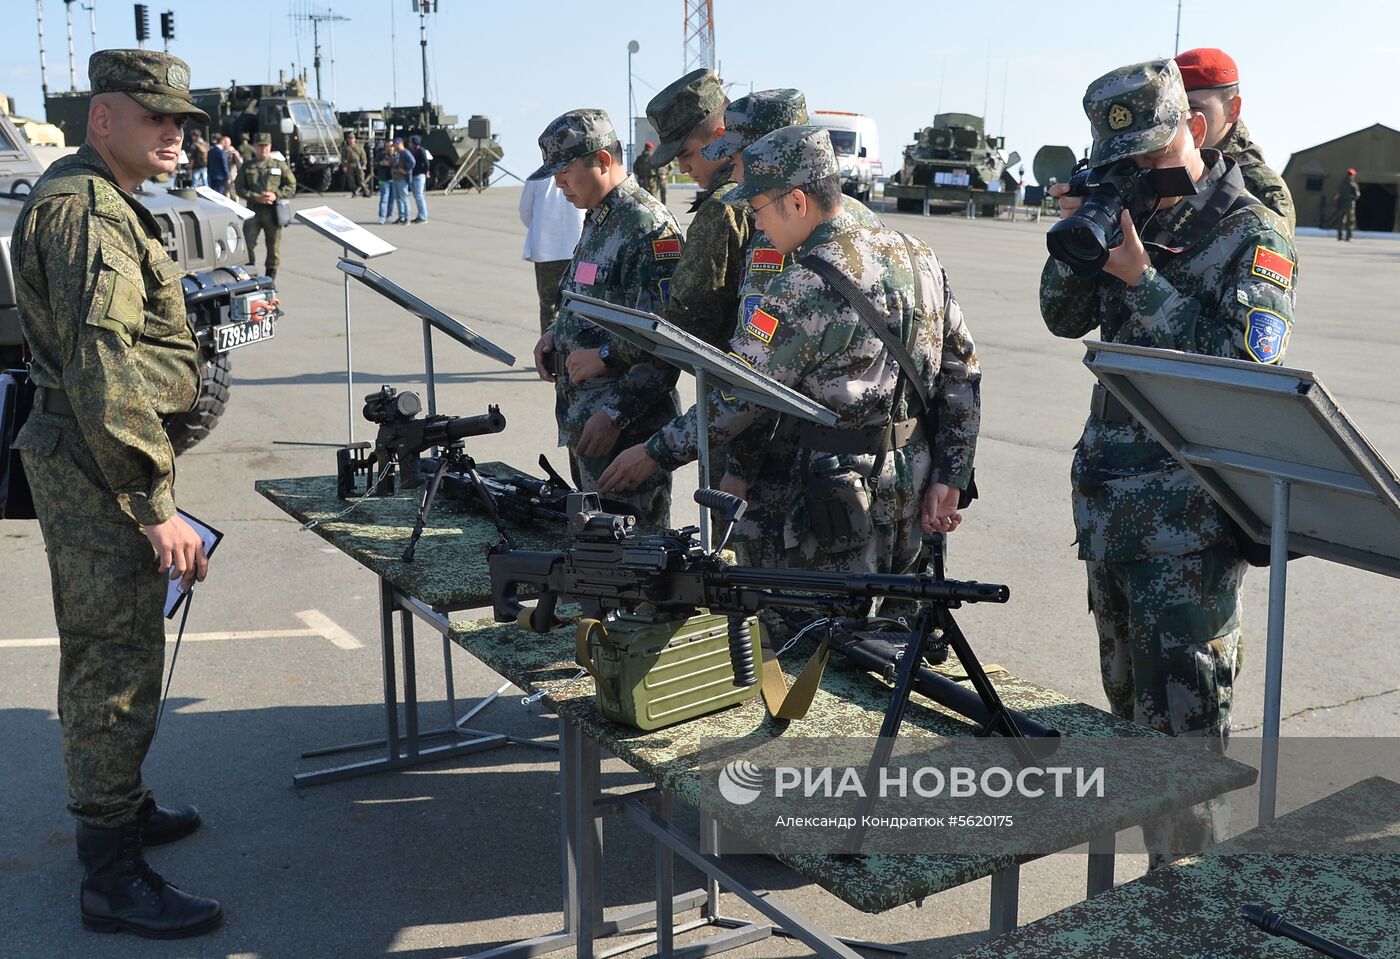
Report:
336,385,507,562
432,454,639,529
488,488,1057,755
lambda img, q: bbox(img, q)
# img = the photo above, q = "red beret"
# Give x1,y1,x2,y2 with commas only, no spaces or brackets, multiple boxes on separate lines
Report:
1175,48,1240,91
1348,168,1357,175
645,141,655,148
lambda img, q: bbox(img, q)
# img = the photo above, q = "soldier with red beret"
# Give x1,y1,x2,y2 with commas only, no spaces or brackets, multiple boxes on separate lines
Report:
1176,47,1294,233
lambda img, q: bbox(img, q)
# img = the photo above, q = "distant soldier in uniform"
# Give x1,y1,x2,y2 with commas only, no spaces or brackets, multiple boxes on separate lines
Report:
528,109,684,527
10,49,222,938
632,140,658,198
1041,60,1297,865
236,132,296,280
341,131,369,197
600,125,980,581
1336,167,1360,241
236,131,254,164
1175,47,1295,233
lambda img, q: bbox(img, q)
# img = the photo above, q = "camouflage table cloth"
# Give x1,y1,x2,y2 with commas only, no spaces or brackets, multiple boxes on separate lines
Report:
950,776,1400,958
450,617,1258,913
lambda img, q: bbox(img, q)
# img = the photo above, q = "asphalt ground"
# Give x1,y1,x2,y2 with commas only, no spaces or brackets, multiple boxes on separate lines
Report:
2,185,1398,959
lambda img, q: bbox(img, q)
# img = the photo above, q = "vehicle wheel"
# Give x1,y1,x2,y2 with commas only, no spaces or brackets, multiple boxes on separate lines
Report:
896,197,922,213
431,159,454,190
165,351,231,455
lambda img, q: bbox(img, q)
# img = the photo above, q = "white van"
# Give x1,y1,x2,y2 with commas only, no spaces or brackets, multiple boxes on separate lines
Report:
812,110,881,202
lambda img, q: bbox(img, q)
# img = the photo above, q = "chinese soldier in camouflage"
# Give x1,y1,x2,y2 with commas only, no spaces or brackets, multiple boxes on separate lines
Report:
528,109,684,527
1176,48,1295,233
1041,59,1298,865
1336,168,1360,240
600,125,979,584
236,131,297,279
10,49,223,937
341,131,369,197
702,88,887,567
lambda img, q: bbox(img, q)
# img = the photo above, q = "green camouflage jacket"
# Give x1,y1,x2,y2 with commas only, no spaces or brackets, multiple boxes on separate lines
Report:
1041,151,1298,562
1221,121,1295,234
661,166,750,349
646,210,980,537
236,155,297,203
11,146,200,526
553,174,683,443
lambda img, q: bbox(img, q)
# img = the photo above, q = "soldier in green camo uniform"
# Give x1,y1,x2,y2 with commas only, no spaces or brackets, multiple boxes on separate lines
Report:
703,88,886,568
1336,168,1360,241
236,131,296,279
10,49,222,938
1176,47,1295,234
632,141,658,198
340,131,369,197
1041,59,1298,866
599,125,980,581
528,109,683,527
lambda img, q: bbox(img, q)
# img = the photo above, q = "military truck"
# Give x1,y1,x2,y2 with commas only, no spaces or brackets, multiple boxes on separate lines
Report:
49,73,345,194
340,103,503,190
884,112,1020,216
0,110,282,453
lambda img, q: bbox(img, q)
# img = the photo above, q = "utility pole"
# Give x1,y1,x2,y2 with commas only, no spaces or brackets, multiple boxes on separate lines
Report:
291,8,350,100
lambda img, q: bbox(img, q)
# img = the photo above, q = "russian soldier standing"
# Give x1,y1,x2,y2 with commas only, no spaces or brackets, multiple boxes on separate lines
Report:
236,131,296,280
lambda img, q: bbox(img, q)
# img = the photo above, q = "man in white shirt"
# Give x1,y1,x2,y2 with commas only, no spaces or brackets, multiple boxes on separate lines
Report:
519,175,585,332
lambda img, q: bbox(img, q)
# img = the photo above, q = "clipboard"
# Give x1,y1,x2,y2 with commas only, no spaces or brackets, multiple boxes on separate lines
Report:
165,510,224,619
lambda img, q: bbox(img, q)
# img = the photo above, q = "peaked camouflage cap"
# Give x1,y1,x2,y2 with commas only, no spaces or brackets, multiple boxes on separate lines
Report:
1084,58,1188,165
89,49,208,123
722,125,837,204
646,68,727,167
529,108,616,180
702,89,808,161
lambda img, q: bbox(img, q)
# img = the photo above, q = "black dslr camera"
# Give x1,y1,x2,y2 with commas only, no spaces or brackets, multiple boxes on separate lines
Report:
1045,158,1196,277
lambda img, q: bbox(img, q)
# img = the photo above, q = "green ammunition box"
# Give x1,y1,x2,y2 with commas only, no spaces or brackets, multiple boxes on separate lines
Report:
583,609,760,730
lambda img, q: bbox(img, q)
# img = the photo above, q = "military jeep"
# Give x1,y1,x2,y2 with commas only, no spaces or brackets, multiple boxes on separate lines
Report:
0,111,280,453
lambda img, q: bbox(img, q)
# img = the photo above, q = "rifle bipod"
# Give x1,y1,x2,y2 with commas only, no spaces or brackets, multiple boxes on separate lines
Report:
403,443,511,562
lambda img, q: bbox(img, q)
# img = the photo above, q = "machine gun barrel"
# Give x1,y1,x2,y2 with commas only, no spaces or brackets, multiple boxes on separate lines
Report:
717,566,1009,608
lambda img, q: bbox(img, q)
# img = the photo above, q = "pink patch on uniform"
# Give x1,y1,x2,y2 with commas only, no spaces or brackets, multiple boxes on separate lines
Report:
574,261,599,285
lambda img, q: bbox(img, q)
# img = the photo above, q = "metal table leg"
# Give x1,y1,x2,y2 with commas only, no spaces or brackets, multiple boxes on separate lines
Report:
1087,832,1116,897
989,865,1020,934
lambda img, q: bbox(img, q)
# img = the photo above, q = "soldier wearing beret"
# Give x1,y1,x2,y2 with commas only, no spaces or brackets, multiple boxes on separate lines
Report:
529,109,684,527
1042,59,1299,866
1336,168,1360,241
632,140,659,198
10,49,222,937
601,125,980,584
1175,47,1295,233
236,131,296,280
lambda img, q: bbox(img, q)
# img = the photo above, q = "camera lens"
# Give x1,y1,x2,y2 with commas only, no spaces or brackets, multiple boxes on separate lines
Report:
1046,190,1128,277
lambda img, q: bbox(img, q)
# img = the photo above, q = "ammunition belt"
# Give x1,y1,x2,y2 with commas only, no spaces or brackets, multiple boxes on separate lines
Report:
787,417,922,455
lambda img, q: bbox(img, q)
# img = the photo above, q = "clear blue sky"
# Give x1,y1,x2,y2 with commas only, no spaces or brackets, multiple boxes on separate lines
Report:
5,0,1395,184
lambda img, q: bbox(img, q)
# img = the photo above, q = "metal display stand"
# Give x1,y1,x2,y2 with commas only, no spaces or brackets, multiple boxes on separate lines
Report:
563,291,836,549
1084,342,1400,824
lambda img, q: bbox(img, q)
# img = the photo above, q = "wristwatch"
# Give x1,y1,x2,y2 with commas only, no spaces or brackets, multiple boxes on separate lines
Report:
598,342,623,369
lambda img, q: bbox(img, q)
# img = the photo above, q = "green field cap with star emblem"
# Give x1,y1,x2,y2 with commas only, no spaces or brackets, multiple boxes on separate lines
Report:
1083,58,1188,165
89,49,208,123
529,109,617,180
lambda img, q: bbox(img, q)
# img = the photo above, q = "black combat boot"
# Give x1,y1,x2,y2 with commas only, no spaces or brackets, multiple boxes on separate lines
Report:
138,796,202,847
76,822,223,939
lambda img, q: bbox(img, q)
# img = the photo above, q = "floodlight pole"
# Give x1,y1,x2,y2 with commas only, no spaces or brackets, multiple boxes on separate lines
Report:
1258,477,1291,825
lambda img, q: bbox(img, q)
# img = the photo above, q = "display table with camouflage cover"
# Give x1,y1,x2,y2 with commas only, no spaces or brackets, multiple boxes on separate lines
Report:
255,468,563,785
949,775,1400,958
448,615,1258,958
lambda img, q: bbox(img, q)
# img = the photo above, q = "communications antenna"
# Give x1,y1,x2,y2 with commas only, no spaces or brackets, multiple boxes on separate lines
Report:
682,0,714,73
290,7,350,99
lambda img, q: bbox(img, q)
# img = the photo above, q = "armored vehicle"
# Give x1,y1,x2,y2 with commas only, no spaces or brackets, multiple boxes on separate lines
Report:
0,111,281,453
884,112,1020,215
341,103,503,191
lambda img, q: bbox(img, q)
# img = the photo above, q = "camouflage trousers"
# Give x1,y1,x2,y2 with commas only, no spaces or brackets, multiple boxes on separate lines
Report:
17,414,165,829
533,259,571,335
568,421,673,530
244,204,284,271
1338,205,1356,241
1086,541,1247,864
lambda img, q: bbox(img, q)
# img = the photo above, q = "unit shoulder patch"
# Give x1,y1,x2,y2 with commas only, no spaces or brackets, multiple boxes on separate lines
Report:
744,307,779,344
652,237,682,260
1244,306,1289,364
1250,244,1294,290
749,247,784,272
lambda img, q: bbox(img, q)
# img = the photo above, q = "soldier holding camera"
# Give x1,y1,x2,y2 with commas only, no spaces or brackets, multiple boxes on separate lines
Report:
600,125,979,578
1041,59,1297,865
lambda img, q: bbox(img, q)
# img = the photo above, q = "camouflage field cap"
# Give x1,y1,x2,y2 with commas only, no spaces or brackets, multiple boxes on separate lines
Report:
529,108,616,180
1084,58,1189,165
646,69,726,167
89,49,208,123
254,132,272,145
722,125,838,204
701,89,808,161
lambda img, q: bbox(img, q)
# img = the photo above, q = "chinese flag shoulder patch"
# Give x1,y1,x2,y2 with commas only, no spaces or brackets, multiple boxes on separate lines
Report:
750,247,784,271
744,307,779,344
1250,245,1294,290
652,237,682,260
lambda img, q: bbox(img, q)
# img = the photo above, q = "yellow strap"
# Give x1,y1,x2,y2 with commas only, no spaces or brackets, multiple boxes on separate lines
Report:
757,620,831,721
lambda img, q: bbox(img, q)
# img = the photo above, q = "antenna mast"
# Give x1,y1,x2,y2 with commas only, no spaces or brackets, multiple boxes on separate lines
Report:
682,0,714,73
291,7,350,100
